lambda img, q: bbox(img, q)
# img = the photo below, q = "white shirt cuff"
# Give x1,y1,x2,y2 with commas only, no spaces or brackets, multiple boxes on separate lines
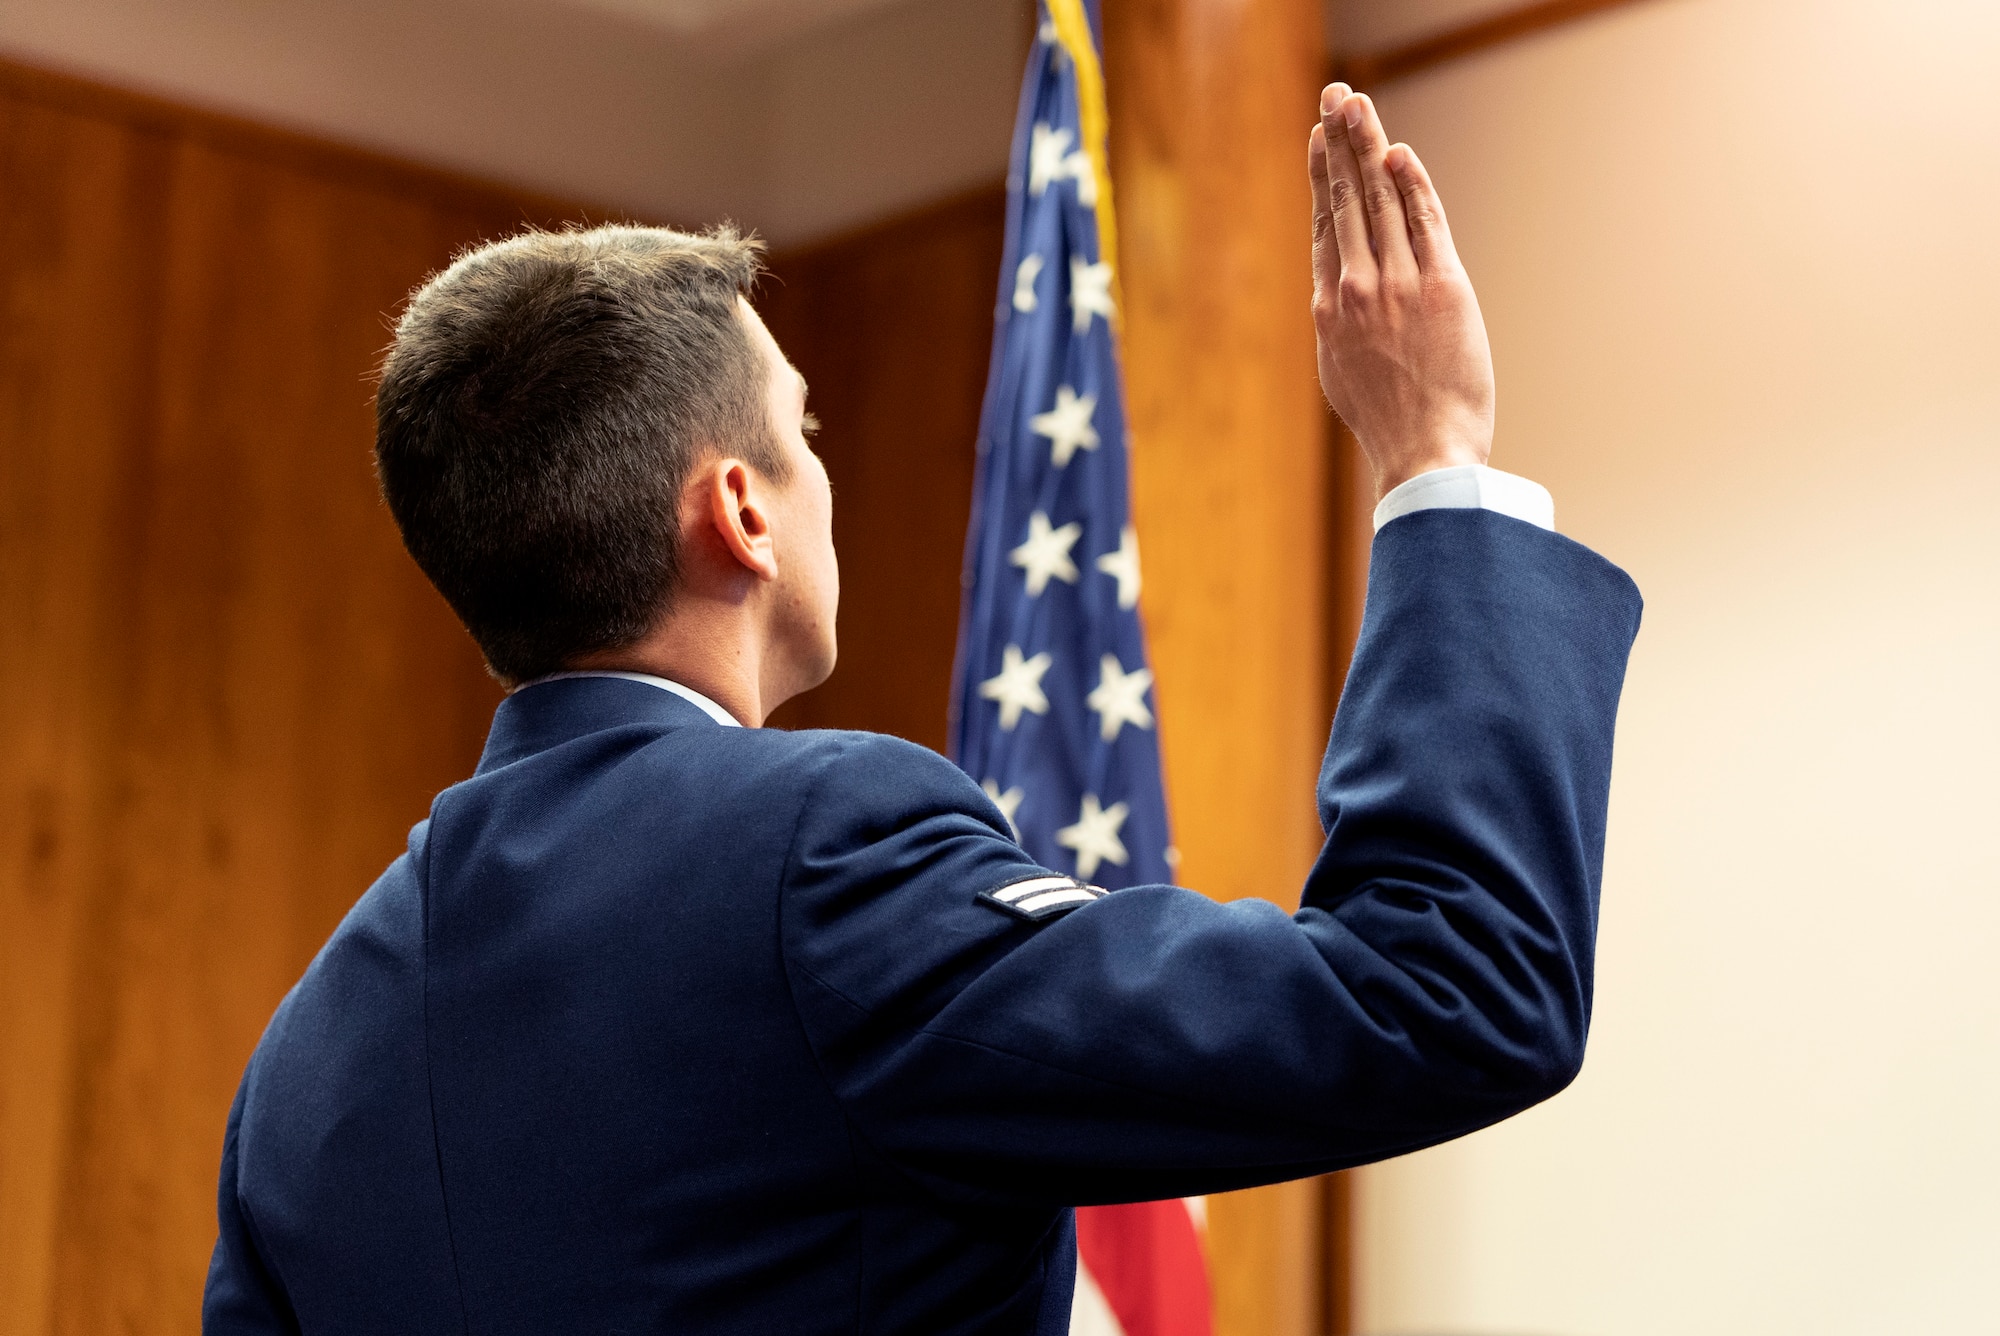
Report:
1372,464,1555,533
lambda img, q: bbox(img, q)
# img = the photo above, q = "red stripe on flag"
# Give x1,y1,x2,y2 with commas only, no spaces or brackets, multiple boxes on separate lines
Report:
1075,1201,1212,1336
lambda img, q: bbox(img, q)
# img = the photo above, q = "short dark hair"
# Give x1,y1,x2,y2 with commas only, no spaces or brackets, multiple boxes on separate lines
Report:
374,223,787,685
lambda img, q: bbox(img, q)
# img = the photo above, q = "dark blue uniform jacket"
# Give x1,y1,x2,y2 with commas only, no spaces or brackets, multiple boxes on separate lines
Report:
204,509,1642,1334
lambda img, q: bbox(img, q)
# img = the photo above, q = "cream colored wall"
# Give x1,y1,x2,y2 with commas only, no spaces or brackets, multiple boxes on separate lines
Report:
1351,0,2000,1332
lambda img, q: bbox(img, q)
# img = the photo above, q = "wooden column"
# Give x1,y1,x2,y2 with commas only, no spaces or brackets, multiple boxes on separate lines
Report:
1100,4,1330,1335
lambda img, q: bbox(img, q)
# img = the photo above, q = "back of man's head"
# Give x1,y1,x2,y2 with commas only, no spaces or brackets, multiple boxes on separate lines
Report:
375,224,787,686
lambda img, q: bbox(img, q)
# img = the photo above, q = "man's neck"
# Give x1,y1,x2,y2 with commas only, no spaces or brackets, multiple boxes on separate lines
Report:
566,605,771,727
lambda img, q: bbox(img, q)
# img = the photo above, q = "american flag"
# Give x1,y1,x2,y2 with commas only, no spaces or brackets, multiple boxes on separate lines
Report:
948,3,1211,1333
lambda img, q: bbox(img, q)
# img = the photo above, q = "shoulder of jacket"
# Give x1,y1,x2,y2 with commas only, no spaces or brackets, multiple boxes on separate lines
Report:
762,726,963,775
769,728,992,830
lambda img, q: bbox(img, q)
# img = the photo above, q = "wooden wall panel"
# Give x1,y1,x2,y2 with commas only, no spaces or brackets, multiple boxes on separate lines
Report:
0,61,593,1335
1100,1,1333,1334
0,31,1355,1335
760,187,1006,750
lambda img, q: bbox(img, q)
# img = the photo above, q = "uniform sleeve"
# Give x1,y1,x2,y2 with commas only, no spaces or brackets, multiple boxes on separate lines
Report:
203,1080,300,1334
779,508,1643,1207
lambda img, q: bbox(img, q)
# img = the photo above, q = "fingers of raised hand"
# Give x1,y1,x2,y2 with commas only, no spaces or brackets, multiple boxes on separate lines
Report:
1308,122,1334,247
1309,124,1340,317
1339,93,1417,281
1317,83,1374,288
1386,144,1458,277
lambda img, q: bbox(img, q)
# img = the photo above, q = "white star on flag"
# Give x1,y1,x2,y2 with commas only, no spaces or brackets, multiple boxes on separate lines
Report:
1013,253,1045,312
1029,123,1074,197
981,779,1025,840
1086,654,1155,741
1010,511,1082,596
979,644,1053,730
1027,122,1099,206
1065,150,1098,207
1056,793,1130,880
1029,385,1100,467
1070,257,1114,332
1095,525,1141,609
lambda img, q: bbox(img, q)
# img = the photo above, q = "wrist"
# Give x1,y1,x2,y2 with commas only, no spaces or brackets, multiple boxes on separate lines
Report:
1373,447,1489,502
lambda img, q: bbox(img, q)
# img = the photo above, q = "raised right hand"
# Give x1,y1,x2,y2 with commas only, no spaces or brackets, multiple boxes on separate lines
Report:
1309,85,1496,502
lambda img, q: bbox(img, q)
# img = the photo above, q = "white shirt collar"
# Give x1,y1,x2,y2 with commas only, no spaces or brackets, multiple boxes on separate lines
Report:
517,670,743,727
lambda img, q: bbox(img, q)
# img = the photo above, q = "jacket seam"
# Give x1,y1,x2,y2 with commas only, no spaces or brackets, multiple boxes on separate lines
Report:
417,799,473,1335
772,736,873,1336
230,1074,304,1333
235,1197,303,1332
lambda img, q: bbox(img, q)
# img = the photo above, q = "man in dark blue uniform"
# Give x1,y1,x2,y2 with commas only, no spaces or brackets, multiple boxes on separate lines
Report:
204,88,1641,1333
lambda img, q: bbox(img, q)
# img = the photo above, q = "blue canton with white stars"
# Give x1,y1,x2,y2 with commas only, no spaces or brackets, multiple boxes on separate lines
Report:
949,0,1173,890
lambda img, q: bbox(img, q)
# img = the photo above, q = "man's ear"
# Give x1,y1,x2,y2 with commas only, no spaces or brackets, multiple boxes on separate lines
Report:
700,457,780,582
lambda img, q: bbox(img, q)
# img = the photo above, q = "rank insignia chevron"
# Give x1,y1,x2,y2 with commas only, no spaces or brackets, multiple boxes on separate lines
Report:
977,873,1109,922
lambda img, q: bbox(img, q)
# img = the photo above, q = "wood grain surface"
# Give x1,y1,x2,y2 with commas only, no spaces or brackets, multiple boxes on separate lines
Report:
0,58,591,1334
1099,1,1337,1333
0,25,1371,1332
